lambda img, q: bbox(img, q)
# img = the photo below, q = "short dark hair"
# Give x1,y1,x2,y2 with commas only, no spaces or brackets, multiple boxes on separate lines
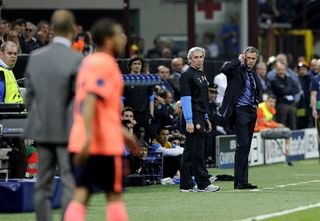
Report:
91,18,118,47
122,106,134,116
243,46,259,56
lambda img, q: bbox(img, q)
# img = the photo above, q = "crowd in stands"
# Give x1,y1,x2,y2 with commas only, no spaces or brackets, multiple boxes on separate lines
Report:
1,16,320,183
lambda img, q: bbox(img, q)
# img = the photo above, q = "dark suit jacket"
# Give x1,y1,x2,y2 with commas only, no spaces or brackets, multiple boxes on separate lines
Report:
219,58,260,120
23,42,82,143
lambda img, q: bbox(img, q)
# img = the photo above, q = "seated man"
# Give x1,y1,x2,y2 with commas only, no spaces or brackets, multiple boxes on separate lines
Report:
151,126,183,178
0,41,24,103
255,94,284,132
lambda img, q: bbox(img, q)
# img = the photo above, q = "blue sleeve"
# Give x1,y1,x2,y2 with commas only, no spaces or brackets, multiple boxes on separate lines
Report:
204,113,208,120
0,80,4,102
149,94,154,102
181,96,192,123
151,143,160,152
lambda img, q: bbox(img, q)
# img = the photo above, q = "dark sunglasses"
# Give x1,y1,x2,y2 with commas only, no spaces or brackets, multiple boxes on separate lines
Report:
25,28,33,32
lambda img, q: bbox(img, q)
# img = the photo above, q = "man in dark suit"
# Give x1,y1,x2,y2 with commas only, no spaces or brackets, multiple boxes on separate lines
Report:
24,10,82,221
219,46,260,189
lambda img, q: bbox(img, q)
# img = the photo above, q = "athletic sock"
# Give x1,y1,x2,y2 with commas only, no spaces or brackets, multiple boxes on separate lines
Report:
64,200,86,221
106,201,128,221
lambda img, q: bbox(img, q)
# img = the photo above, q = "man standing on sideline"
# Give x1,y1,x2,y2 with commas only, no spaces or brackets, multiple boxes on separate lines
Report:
65,18,138,221
24,10,82,221
179,47,220,192
220,46,260,189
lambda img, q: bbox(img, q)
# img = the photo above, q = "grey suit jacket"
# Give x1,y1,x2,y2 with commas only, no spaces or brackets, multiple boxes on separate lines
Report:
23,42,82,144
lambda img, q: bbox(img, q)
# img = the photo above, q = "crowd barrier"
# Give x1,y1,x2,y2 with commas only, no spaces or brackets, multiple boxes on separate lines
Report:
216,128,319,169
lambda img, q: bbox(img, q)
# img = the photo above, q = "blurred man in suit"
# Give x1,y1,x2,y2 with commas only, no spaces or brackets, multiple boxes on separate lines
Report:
24,10,82,221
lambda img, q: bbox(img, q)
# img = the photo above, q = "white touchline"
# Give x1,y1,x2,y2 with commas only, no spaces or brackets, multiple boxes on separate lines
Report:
235,203,320,221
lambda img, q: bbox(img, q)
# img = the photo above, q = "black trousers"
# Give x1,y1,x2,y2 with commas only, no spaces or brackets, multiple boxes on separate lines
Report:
180,112,211,190
234,106,257,186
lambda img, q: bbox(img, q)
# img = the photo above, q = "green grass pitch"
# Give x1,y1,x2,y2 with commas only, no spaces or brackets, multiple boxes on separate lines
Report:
1,159,319,221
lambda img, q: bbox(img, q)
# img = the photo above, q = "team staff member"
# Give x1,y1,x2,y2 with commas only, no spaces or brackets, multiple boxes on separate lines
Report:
65,19,138,221
220,46,260,189
0,41,24,103
179,47,220,192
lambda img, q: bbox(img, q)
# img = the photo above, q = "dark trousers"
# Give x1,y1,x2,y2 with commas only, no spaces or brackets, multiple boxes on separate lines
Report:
180,113,211,190
234,106,257,187
163,155,182,178
276,103,296,130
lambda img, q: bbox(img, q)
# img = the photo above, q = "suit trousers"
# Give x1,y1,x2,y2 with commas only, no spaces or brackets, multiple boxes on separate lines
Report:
234,106,257,186
180,113,211,190
34,144,73,221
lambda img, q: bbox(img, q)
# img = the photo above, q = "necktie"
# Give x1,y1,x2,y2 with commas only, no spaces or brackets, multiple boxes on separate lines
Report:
248,73,258,104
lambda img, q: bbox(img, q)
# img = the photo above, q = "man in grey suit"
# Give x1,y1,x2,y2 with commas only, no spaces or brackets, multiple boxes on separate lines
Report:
24,9,82,221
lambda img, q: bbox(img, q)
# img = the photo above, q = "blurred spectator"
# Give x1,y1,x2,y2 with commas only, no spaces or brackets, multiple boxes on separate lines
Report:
269,62,299,129
25,139,38,178
310,62,320,125
149,91,174,140
267,53,302,104
205,84,219,166
201,31,219,58
213,71,227,108
37,20,50,34
35,31,48,48
296,61,312,129
266,55,277,71
7,29,21,53
162,47,172,59
219,12,239,57
146,36,162,58
157,65,175,95
256,62,269,101
171,100,186,143
123,56,154,142
12,18,26,53
151,126,183,178
168,57,184,100
0,20,7,45
130,35,144,58
23,22,38,54
122,106,137,126
259,0,279,23
163,38,178,57
254,94,284,132
309,58,319,76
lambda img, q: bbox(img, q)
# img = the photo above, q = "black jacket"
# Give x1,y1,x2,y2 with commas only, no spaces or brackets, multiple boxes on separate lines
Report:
219,58,260,119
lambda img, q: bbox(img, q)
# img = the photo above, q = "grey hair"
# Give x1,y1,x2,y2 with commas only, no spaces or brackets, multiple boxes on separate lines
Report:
187,47,205,64
243,46,259,55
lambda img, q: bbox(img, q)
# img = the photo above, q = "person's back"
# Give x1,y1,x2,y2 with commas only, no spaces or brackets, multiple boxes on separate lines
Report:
24,42,82,142
23,10,81,221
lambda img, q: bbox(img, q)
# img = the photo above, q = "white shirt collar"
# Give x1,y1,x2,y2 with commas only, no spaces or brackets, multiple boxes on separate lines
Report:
0,59,9,69
52,36,71,48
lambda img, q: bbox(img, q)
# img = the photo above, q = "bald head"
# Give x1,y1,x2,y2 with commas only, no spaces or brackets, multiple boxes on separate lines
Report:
171,57,184,73
51,9,75,36
276,53,288,66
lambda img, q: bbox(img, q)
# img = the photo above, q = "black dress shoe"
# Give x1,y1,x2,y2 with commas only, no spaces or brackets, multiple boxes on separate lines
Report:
234,183,258,189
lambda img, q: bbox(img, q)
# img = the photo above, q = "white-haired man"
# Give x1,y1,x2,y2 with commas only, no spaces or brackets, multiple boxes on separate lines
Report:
179,46,220,192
